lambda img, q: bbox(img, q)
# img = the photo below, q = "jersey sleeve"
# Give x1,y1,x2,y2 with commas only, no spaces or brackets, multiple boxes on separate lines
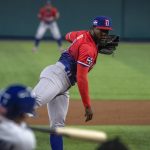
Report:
77,64,91,108
76,44,94,108
65,31,78,43
38,8,44,20
77,44,94,68
65,31,86,43
38,9,42,19
52,7,58,17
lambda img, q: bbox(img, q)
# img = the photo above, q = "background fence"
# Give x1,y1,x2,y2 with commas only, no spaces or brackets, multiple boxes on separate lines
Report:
0,0,150,40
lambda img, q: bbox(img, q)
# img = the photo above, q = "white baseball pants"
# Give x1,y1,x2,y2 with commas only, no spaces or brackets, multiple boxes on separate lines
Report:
32,62,71,128
35,21,61,40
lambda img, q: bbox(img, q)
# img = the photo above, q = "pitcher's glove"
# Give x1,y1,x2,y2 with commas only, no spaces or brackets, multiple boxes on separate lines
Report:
98,35,120,55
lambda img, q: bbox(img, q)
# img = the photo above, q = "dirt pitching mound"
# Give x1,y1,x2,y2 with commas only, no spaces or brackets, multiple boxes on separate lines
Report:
27,100,150,125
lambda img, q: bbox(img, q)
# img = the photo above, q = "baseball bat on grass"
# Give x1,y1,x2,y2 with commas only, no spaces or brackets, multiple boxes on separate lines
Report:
29,126,107,143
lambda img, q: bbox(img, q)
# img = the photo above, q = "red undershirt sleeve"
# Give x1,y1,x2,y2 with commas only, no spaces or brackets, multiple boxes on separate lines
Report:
77,63,91,108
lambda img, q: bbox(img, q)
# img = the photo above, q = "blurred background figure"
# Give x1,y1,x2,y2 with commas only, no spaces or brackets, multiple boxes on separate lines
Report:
0,84,36,150
32,0,63,52
96,137,129,150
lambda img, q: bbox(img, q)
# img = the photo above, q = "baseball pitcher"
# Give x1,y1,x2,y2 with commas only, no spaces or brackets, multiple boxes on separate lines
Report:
32,16,119,150
33,1,63,52
0,85,36,150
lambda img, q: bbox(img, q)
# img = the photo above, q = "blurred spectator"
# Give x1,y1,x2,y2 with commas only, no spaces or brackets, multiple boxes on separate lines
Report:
33,1,63,52
0,84,36,150
96,137,129,150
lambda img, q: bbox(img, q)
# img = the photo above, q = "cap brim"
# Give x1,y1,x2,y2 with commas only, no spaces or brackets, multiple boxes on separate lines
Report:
96,27,112,30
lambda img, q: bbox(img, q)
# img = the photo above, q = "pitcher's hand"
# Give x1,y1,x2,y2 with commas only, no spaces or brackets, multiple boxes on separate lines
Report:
85,106,93,122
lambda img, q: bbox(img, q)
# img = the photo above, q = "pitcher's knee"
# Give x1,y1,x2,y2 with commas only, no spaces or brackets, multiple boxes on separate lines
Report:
31,91,42,107
32,90,50,107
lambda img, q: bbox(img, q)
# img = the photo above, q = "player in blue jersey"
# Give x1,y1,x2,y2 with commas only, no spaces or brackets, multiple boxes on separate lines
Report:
0,84,36,150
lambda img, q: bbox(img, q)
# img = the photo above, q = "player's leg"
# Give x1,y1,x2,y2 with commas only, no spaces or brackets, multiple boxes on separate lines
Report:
49,22,63,52
33,22,48,52
32,63,71,107
32,62,71,150
32,77,60,107
47,91,69,150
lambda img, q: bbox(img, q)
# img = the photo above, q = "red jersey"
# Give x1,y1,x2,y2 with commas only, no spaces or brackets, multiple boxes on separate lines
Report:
38,5,58,23
63,30,99,108
66,30,98,72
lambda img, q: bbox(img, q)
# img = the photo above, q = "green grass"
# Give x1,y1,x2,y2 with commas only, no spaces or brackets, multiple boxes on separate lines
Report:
35,125,150,150
1,41,150,149
0,40,150,100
